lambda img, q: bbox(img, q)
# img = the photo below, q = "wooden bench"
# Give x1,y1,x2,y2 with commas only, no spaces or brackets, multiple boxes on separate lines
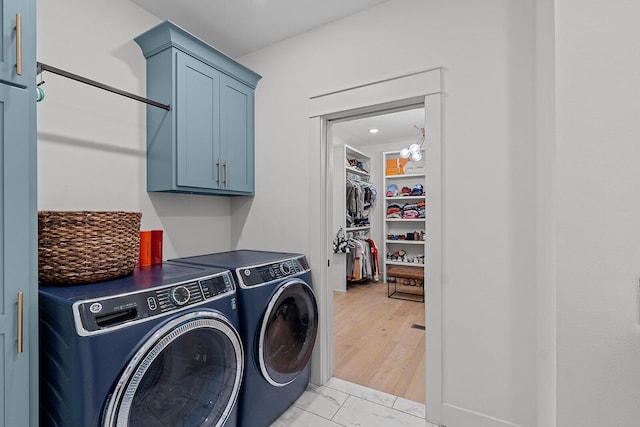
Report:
386,266,424,302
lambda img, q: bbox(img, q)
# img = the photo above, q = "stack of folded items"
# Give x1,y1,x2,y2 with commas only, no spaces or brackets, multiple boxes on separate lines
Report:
386,203,402,219
402,203,419,219
417,200,425,218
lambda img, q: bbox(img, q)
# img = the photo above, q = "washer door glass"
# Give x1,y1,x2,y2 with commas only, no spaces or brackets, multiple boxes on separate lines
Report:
103,311,243,427
259,279,318,386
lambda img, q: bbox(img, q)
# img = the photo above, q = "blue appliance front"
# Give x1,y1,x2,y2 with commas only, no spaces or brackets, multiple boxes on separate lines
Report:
39,262,244,427
170,250,319,427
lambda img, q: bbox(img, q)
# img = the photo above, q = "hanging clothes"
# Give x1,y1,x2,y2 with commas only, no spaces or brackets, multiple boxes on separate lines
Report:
346,236,379,283
367,238,380,281
346,178,377,227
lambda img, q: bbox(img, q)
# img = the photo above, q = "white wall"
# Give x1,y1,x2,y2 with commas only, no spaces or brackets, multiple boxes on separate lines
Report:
555,1,640,425
535,0,556,425
236,0,537,425
37,0,233,259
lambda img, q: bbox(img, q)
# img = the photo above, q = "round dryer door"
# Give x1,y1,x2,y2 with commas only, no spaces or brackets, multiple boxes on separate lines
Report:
258,279,318,386
102,311,243,427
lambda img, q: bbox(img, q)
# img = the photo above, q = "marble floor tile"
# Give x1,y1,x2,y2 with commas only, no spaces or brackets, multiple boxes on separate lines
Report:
393,396,426,419
324,377,397,408
269,379,437,427
332,395,432,427
270,405,344,427
292,383,349,419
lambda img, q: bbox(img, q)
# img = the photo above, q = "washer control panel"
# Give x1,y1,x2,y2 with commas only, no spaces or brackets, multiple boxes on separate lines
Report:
238,256,310,288
74,271,236,335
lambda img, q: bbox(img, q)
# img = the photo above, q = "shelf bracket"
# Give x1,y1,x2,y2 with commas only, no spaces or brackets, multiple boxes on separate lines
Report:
36,62,170,111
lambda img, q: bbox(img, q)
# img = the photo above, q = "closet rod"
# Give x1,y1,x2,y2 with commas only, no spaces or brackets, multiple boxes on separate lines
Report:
36,62,170,111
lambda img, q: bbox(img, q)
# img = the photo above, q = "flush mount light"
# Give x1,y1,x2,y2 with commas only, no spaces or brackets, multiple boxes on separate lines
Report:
400,126,425,161
368,128,379,134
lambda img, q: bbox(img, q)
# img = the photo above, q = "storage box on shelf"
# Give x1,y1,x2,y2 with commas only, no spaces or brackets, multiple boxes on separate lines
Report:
383,150,425,301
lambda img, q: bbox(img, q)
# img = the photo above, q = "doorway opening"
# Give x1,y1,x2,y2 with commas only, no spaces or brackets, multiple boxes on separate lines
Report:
308,66,444,424
329,106,427,402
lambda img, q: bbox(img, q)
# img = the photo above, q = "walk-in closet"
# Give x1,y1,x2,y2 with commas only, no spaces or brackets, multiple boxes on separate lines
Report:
330,106,427,403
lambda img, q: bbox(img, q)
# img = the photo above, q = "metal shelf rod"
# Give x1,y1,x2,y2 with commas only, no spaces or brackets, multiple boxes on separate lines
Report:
36,62,170,111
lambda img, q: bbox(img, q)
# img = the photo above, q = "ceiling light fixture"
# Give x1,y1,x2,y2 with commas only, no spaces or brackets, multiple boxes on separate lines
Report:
368,128,379,134
400,126,425,161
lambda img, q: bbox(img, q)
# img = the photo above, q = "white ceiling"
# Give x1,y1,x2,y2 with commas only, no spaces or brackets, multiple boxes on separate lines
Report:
332,107,426,147
130,0,389,57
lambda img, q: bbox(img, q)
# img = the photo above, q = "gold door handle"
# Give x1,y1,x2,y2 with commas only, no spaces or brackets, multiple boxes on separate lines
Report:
223,160,228,187
17,292,24,354
15,14,22,76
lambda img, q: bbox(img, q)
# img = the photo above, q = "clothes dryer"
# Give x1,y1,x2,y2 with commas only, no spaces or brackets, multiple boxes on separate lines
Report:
171,250,318,427
39,262,244,427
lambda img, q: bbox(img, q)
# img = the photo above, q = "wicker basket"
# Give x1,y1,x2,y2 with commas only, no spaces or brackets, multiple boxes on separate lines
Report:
38,211,142,285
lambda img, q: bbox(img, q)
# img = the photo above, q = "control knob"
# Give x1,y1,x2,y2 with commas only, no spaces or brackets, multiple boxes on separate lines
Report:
279,262,291,275
171,285,191,306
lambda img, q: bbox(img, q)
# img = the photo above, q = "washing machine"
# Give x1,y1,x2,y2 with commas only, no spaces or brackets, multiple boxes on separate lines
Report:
171,250,318,427
39,262,244,427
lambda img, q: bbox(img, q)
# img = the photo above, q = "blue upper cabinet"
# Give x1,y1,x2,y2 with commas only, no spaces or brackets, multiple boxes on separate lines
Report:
135,21,261,196
0,0,35,87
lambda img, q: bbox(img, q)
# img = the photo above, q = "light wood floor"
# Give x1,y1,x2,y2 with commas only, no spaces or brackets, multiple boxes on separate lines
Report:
333,281,426,403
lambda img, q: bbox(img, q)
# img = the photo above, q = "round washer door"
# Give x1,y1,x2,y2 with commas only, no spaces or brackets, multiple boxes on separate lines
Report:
258,279,318,386
102,311,243,427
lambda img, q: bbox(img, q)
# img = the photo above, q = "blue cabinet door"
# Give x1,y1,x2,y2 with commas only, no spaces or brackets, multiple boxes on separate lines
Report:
0,0,34,87
0,82,32,427
0,0,35,424
220,75,255,194
176,52,222,190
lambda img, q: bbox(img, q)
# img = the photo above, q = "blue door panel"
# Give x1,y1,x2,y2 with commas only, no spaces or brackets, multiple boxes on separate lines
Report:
221,76,254,194
0,0,34,87
0,82,31,427
176,53,220,190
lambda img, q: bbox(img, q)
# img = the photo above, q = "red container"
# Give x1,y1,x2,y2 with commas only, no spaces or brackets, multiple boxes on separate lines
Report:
151,230,163,265
139,231,151,267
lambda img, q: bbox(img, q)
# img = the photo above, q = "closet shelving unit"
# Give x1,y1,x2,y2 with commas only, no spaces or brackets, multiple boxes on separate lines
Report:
344,144,380,286
383,150,425,302
345,145,371,234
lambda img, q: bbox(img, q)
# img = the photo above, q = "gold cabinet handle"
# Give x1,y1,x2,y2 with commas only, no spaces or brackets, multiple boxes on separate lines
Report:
223,160,228,187
15,14,22,76
17,292,24,354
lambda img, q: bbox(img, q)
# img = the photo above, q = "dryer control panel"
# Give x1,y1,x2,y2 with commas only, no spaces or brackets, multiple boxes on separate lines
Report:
237,255,310,288
72,271,236,336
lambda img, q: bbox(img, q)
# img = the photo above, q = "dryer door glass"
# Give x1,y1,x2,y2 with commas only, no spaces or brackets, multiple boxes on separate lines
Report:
259,279,318,386
103,312,243,427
